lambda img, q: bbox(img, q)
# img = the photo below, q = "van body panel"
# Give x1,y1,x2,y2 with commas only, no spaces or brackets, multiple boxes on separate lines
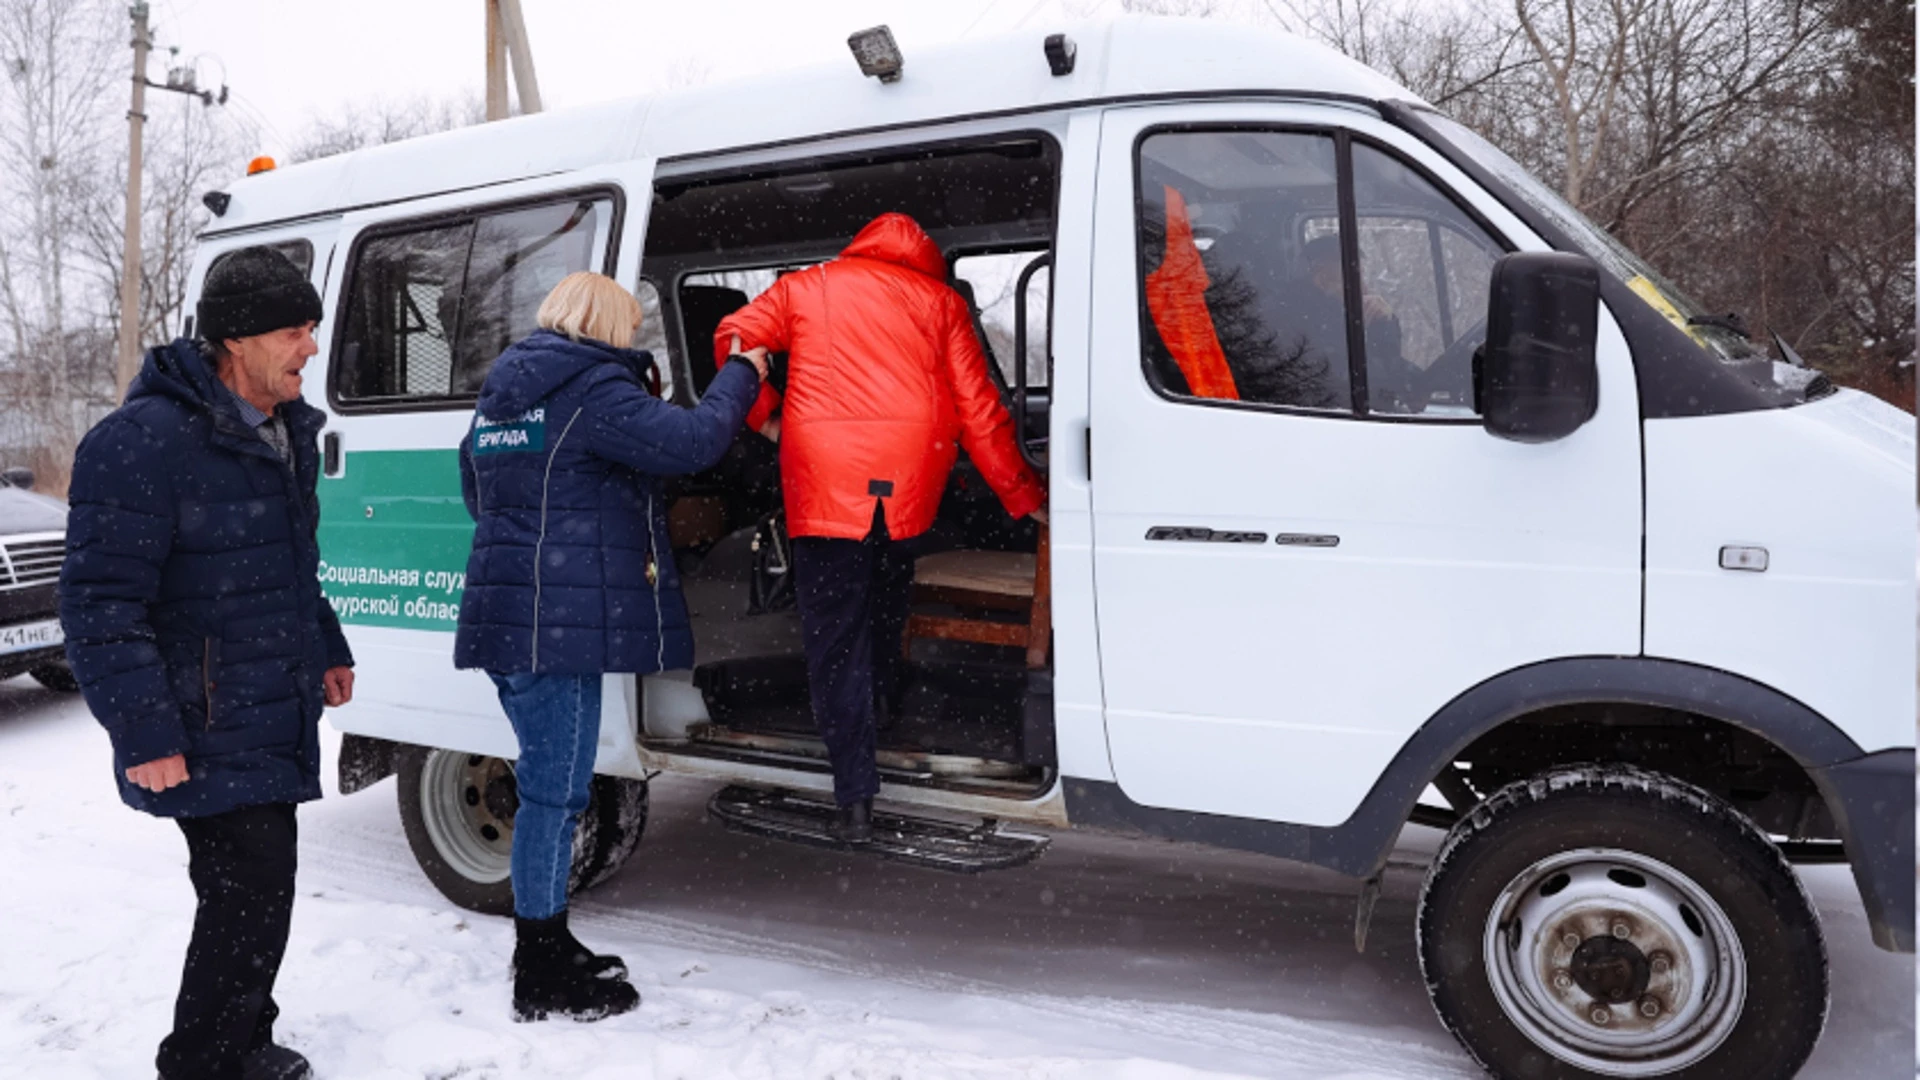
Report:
313,162,654,764
1066,655,1883,879
210,20,1420,240
1086,104,1643,827
1643,389,1917,755
325,626,518,758
328,630,647,778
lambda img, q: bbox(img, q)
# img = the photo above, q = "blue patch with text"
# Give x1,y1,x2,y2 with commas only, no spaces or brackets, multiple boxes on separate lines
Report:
472,407,546,455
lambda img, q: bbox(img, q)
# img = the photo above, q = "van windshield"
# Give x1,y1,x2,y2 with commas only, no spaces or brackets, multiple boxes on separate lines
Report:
1421,112,1834,405
1420,115,1752,356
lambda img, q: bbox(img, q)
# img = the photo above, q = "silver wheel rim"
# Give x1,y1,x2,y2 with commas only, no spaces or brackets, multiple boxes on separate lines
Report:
419,750,515,885
1484,847,1747,1077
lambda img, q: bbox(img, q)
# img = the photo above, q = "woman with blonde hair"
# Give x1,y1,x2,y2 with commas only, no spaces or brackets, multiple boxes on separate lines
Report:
454,271,767,1021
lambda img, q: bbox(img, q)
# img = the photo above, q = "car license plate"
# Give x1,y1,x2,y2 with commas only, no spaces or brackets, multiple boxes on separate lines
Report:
0,618,63,656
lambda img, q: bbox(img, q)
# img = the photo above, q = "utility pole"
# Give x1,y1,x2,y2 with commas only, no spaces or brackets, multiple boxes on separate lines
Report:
112,6,229,400
484,0,509,121
484,0,542,122
114,2,151,400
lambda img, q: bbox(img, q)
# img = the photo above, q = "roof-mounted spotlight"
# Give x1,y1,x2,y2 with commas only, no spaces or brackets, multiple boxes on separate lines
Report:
202,190,231,217
848,25,903,83
1044,33,1076,76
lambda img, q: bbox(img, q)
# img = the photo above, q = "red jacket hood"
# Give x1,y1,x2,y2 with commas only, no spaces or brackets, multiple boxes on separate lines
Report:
840,213,946,280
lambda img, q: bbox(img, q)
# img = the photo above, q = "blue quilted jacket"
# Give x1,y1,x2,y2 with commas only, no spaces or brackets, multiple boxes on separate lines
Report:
454,330,759,675
59,339,353,818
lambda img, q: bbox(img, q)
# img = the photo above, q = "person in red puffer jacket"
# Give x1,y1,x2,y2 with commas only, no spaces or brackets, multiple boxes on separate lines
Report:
714,212,1045,841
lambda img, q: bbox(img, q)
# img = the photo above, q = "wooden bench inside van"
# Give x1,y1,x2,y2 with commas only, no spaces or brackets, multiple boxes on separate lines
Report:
902,526,1051,670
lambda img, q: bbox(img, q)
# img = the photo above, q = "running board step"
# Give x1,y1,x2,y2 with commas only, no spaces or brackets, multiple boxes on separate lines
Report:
707,785,1050,873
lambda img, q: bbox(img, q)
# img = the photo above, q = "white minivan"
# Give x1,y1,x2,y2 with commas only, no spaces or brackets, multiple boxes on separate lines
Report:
182,19,1913,1078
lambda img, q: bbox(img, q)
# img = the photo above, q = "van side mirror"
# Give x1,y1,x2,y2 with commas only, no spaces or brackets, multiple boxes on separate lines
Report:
1476,252,1600,442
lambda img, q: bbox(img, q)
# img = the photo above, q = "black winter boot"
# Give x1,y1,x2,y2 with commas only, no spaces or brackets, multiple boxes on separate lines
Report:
240,1043,313,1080
512,913,640,1023
555,922,629,981
830,798,874,844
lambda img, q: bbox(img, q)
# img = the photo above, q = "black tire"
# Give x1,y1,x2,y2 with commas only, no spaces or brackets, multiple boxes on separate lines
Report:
578,775,648,891
1417,765,1827,1080
394,745,649,915
27,661,79,692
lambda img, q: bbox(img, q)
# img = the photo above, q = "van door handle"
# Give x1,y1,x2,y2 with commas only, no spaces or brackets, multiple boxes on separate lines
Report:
322,431,343,477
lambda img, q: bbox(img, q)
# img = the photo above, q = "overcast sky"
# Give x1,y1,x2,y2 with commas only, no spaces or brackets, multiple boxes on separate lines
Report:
142,0,1154,157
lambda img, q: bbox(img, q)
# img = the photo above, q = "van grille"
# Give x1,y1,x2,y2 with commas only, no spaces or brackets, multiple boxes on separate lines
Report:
0,535,65,590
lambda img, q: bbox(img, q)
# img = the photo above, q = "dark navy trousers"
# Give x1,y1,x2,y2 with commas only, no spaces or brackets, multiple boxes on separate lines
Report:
157,803,298,1080
792,508,917,807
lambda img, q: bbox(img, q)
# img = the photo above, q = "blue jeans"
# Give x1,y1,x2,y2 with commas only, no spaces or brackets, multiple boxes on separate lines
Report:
490,672,601,920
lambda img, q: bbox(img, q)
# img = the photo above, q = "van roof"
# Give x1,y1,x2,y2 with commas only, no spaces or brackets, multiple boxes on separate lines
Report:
210,16,1421,235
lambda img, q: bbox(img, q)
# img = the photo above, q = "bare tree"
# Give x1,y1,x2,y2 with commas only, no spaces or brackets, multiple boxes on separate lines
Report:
1159,0,1913,406
82,94,256,350
0,0,120,492
288,93,486,163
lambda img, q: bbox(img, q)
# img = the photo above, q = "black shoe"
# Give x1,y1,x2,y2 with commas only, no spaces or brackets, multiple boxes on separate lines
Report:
512,913,641,1023
830,798,874,845
241,1044,313,1080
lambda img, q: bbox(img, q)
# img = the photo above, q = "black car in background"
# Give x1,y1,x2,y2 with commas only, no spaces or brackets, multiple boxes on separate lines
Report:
0,470,75,691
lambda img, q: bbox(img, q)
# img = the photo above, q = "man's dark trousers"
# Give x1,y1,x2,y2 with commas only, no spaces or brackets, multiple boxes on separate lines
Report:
792,505,916,807
156,803,298,1080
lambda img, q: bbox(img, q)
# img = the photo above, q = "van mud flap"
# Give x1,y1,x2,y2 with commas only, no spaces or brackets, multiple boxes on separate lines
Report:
707,785,1050,873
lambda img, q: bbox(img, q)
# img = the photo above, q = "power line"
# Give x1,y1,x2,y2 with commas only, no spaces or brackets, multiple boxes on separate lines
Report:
219,88,290,150
961,0,1012,39
1010,0,1059,31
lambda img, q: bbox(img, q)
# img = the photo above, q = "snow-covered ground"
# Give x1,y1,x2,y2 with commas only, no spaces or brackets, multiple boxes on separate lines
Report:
0,676,1909,1080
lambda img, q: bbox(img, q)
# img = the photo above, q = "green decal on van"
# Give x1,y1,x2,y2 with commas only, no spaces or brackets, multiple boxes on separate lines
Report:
472,407,546,455
316,449,473,631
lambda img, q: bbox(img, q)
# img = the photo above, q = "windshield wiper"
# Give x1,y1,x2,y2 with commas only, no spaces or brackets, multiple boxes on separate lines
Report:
1687,311,1751,340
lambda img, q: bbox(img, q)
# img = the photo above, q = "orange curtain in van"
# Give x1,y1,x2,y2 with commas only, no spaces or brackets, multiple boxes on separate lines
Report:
1145,185,1239,401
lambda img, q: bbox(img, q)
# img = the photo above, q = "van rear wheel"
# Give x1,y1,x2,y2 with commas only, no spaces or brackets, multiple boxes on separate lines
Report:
1417,765,1827,1079
395,745,649,915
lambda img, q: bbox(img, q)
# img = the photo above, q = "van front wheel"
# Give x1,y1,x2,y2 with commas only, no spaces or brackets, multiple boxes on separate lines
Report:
1417,765,1827,1080
395,745,649,915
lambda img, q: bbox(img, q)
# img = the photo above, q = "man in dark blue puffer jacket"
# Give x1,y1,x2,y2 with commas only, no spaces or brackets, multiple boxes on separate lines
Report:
60,246,352,1080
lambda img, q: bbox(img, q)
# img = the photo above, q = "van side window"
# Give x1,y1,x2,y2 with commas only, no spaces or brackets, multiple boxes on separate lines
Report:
1136,131,1351,412
209,238,315,284
676,269,780,399
1349,143,1502,416
633,279,671,399
333,196,612,406
952,252,1050,390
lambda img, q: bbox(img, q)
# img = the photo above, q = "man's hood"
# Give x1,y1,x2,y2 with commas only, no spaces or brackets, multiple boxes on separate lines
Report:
124,337,321,437
477,330,647,420
840,213,946,280
126,338,224,412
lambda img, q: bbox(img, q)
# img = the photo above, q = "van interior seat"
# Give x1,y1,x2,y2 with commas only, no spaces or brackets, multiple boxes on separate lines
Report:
678,284,752,397
949,277,1011,399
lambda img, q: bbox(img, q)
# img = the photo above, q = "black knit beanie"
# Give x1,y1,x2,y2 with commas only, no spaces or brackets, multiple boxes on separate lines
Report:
196,246,324,344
